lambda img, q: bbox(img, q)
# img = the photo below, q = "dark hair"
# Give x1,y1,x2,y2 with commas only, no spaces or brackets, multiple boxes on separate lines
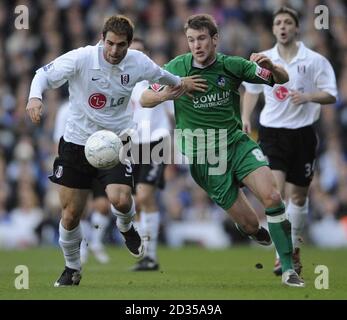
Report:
184,14,218,37
102,15,134,43
273,6,299,27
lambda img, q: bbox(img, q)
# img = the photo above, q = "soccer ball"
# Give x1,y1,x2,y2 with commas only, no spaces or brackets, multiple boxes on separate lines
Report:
84,130,123,169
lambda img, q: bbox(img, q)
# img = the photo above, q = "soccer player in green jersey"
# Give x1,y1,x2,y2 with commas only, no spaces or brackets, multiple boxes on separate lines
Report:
140,14,304,287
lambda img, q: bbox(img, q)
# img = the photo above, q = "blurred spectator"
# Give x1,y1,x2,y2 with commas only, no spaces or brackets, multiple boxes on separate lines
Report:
0,186,43,249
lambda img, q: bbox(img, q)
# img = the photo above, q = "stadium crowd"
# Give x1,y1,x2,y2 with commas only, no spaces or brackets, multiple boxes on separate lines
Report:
1,0,347,249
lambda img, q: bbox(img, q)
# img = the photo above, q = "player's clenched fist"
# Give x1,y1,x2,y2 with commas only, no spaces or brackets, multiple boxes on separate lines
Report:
250,53,274,71
26,98,43,124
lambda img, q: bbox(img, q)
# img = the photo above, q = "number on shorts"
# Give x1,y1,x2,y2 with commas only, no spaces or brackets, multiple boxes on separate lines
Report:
252,149,266,162
304,160,315,178
124,159,133,176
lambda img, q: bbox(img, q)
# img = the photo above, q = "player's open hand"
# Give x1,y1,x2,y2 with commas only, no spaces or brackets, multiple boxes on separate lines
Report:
250,53,274,71
181,75,208,96
26,98,43,124
289,90,310,105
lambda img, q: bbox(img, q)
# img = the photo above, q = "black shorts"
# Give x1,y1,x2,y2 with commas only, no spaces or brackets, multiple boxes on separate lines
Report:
49,137,133,190
258,125,318,187
132,141,166,189
91,179,107,199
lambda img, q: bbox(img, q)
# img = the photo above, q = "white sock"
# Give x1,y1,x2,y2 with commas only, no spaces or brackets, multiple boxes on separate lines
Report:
287,199,308,249
58,221,82,271
111,197,136,233
140,211,160,261
79,220,91,262
90,211,110,251
80,219,92,244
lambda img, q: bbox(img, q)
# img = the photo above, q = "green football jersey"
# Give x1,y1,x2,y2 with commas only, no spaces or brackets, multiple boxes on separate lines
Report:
163,53,275,156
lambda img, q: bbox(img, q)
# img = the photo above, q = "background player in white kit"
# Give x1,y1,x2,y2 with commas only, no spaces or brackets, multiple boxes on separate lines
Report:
54,101,111,264
26,15,205,286
126,38,174,271
242,6,337,276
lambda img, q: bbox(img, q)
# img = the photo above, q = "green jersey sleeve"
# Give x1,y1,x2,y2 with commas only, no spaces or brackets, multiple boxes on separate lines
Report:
224,56,275,87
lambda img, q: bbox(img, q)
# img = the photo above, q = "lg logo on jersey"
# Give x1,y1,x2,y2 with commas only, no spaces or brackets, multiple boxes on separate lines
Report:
88,93,125,109
274,86,289,101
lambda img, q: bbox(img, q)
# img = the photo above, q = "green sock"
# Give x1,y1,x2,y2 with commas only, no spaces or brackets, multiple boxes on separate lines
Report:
266,204,293,272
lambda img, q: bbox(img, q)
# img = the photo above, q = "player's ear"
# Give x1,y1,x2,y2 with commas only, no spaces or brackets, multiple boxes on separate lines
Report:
212,33,218,47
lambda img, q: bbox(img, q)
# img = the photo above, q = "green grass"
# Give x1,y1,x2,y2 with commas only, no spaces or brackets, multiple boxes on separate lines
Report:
0,245,346,300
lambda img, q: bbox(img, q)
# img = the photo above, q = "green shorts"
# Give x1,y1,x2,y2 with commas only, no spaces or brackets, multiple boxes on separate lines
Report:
189,135,268,210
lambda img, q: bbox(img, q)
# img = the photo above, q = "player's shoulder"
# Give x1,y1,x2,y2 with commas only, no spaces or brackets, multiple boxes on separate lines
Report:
73,44,95,57
164,53,191,75
302,43,329,62
219,52,256,65
167,53,192,67
219,54,253,72
127,49,146,58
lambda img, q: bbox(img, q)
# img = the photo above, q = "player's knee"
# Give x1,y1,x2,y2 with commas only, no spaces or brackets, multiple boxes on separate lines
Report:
262,189,282,209
61,211,80,229
290,194,307,207
109,193,132,213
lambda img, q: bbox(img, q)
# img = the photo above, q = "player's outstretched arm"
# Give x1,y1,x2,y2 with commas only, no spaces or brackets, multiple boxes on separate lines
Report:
250,53,289,84
140,75,207,108
140,86,185,108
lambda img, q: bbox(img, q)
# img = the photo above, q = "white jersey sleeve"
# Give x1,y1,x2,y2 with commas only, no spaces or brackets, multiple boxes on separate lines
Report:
242,81,264,94
140,52,181,86
40,48,85,88
314,56,338,98
29,48,86,100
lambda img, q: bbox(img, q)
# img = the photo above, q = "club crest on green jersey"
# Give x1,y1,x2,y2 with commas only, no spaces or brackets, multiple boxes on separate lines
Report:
217,75,226,87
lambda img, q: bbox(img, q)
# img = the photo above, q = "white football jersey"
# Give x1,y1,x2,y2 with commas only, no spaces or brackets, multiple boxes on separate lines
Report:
29,42,181,145
243,42,337,129
129,80,174,144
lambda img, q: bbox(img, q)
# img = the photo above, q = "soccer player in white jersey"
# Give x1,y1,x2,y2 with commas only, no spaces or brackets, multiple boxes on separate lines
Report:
126,38,174,271
53,102,111,265
242,7,337,276
26,15,205,287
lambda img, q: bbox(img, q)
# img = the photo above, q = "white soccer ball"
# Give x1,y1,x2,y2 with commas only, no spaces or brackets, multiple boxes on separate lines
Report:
84,130,123,169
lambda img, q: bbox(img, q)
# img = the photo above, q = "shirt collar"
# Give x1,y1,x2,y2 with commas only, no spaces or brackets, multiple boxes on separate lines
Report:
272,41,307,64
91,41,126,71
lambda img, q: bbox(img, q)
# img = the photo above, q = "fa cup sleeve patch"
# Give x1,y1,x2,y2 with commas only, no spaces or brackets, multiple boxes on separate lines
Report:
255,65,272,81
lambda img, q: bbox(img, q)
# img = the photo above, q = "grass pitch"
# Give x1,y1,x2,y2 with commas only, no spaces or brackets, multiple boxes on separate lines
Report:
0,245,346,300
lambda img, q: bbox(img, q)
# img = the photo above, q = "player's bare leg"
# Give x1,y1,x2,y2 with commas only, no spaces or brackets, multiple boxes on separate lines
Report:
54,187,89,287
243,166,304,287
226,189,272,246
107,184,144,258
